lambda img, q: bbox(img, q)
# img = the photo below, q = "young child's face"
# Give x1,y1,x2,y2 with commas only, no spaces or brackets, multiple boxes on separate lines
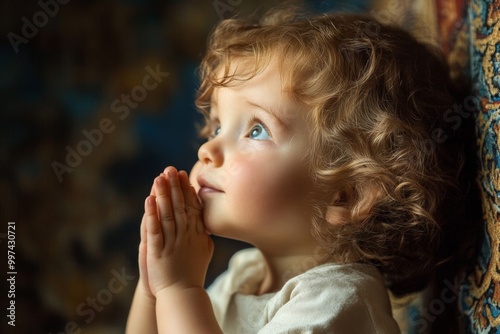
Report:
190,60,319,254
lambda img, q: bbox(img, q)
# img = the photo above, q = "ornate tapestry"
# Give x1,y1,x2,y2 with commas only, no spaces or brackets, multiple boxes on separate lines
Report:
449,0,500,332
433,0,500,332
375,0,500,332
3,0,498,332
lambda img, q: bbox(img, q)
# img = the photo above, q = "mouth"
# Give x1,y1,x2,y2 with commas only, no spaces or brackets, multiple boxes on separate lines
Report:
197,176,224,197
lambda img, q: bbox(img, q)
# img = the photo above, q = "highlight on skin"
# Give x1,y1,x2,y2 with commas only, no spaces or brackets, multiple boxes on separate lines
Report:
195,7,465,296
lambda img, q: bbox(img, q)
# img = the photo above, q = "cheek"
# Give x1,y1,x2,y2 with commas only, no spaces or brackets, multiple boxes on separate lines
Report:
225,157,305,216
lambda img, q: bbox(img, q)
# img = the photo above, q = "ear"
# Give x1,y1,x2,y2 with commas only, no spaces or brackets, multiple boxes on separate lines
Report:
324,186,380,225
325,204,350,226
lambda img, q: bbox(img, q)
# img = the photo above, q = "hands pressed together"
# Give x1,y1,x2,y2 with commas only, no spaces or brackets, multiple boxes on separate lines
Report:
138,166,214,299
127,166,221,333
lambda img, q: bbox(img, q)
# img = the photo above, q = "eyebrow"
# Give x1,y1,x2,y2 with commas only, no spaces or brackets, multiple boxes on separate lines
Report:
245,99,289,130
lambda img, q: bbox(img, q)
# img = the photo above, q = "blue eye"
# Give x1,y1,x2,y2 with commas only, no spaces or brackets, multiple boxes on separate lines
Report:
249,124,270,140
212,126,221,138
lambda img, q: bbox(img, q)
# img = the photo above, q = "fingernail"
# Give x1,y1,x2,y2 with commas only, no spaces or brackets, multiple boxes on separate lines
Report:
168,169,177,177
157,176,166,186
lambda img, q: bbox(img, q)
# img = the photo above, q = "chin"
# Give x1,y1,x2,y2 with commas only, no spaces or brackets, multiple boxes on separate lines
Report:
202,219,236,240
202,211,222,235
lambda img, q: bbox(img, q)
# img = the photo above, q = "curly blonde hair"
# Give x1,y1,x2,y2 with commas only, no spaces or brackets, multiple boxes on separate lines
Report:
196,7,466,295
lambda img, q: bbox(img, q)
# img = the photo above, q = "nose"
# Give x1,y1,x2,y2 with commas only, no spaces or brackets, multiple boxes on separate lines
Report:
198,137,223,166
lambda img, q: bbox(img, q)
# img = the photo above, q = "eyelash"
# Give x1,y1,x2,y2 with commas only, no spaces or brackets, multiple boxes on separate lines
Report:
248,116,272,139
204,116,272,139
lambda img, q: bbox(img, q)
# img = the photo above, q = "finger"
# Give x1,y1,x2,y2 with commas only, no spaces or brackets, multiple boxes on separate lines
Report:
190,185,201,211
150,170,165,197
179,170,191,203
155,176,176,249
154,173,169,221
145,196,163,257
190,185,206,233
150,179,156,197
139,212,147,270
163,166,174,177
179,170,198,231
189,161,202,193
166,167,188,235
151,167,169,197
140,212,147,244
154,173,169,198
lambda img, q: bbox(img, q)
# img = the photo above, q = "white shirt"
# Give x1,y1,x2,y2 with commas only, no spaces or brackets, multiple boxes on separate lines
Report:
207,248,401,333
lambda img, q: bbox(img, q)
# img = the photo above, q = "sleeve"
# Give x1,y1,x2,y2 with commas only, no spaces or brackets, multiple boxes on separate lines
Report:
258,266,401,334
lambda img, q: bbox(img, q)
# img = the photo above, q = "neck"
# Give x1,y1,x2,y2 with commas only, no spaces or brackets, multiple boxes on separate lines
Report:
256,246,329,295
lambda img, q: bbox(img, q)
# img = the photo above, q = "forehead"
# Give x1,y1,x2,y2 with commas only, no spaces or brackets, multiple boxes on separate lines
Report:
211,59,300,121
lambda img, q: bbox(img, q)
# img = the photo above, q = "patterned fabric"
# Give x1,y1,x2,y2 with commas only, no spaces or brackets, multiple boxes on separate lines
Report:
434,0,500,332
5,0,498,332
376,0,500,332
450,1,500,332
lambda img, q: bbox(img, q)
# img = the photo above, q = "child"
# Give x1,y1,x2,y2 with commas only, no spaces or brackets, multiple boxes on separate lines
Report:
126,6,465,333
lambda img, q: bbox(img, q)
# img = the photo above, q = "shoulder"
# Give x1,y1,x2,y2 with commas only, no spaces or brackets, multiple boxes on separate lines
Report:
293,262,388,298
276,261,389,298
262,263,400,333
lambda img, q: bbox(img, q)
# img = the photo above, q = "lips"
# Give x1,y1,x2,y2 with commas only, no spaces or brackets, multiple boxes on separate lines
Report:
197,176,223,196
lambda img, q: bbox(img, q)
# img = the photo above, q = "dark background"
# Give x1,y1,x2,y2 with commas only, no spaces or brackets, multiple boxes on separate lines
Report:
0,0,371,332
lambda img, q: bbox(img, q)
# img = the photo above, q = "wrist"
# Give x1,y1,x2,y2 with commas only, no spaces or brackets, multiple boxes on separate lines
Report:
137,279,156,304
154,285,221,333
155,285,206,302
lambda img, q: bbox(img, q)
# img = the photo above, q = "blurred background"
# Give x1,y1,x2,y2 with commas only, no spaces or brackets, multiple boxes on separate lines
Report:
7,0,495,333
1,0,381,332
